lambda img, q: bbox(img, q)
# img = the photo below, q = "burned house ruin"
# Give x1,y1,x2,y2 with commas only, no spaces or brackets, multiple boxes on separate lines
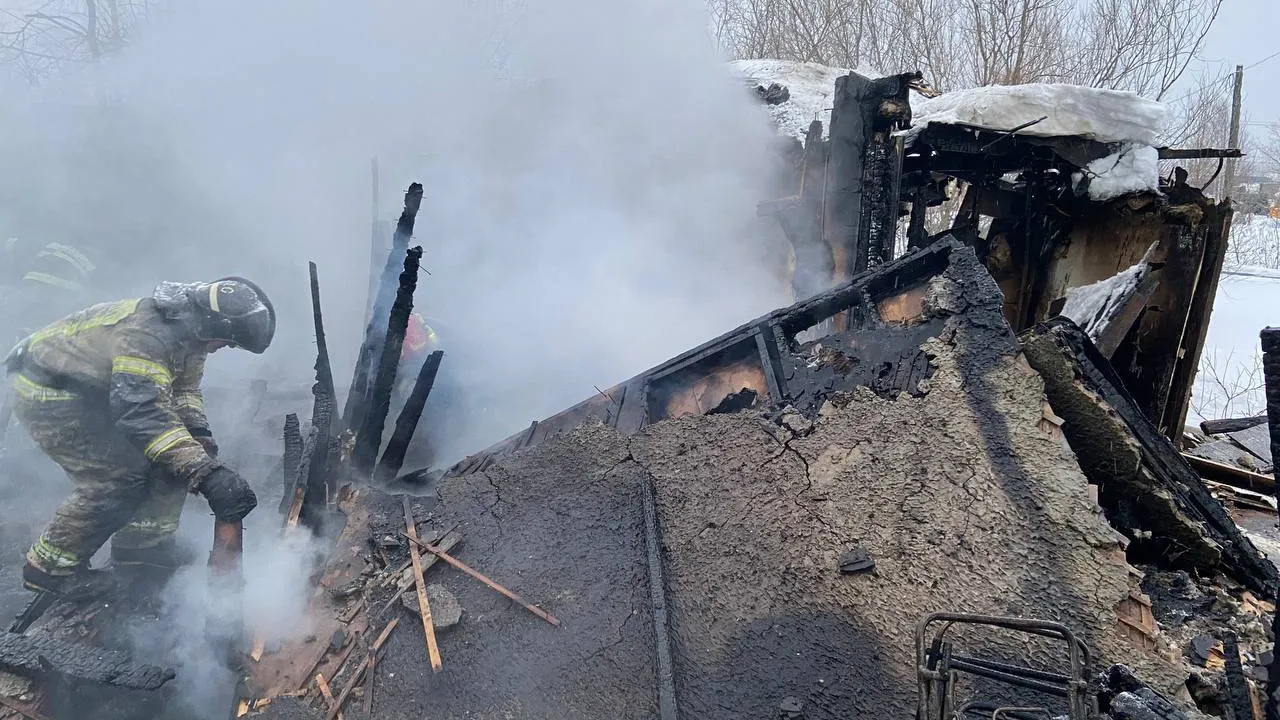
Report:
2,65,1275,720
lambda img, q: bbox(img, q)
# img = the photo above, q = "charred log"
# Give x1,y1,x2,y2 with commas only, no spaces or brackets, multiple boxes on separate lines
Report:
351,246,423,477
0,632,174,691
309,262,336,412
343,183,424,434
375,349,443,484
1201,415,1268,435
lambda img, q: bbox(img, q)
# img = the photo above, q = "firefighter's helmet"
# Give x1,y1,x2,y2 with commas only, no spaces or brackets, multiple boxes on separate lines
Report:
189,277,276,354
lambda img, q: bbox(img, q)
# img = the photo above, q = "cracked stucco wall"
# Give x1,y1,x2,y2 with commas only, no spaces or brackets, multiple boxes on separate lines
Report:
359,340,1180,719
630,340,1181,719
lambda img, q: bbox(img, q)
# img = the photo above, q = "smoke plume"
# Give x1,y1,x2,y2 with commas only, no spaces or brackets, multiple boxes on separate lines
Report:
0,0,789,713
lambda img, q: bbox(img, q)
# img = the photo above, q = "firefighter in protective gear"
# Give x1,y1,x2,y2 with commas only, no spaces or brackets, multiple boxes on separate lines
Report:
3,277,274,598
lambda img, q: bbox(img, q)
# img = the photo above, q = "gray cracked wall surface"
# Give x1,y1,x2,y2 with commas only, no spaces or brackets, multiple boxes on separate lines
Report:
360,340,1179,718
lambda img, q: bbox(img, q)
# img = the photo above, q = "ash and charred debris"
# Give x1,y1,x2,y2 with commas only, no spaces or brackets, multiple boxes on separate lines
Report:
232,223,1275,719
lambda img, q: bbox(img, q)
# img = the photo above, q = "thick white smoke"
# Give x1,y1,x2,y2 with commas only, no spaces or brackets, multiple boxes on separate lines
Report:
1,0,791,711
6,0,790,462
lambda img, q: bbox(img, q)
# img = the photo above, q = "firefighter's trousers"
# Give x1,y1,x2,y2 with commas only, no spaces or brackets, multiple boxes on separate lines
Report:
9,372,188,575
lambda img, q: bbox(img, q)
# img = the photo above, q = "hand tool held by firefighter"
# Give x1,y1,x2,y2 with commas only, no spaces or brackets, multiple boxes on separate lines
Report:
200,466,258,523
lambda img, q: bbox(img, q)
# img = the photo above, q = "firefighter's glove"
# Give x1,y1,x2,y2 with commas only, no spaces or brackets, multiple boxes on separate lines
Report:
200,466,258,523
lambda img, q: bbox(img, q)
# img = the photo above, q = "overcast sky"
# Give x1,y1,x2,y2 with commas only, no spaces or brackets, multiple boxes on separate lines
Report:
1197,0,1280,126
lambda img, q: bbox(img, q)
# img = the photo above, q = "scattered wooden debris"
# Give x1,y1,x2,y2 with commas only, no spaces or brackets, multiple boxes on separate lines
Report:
1202,479,1278,512
314,673,342,720
402,534,561,627
376,529,462,618
324,617,399,720
402,496,442,672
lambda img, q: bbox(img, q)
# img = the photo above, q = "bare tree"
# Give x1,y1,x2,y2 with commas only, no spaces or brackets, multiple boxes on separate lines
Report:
1191,347,1266,420
0,0,150,86
1069,0,1222,99
712,0,1226,144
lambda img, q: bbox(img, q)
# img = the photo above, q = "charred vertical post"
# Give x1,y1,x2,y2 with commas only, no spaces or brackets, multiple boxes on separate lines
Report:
376,349,444,483
344,183,424,432
279,413,302,514
304,388,337,523
1260,326,1280,719
823,71,916,293
309,262,336,408
352,246,424,477
1164,203,1233,437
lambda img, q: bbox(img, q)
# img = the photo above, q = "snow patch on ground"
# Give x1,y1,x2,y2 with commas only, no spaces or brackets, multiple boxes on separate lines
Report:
1060,245,1154,340
906,84,1166,145
1075,143,1161,201
730,59,921,142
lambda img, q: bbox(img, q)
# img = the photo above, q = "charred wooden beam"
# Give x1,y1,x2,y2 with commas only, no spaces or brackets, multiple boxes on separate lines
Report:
279,412,303,515
1163,203,1233,436
1093,271,1160,358
376,350,443,483
824,71,915,292
303,389,337,524
446,236,1006,474
309,262,336,410
351,246,423,477
1021,318,1279,595
343,183,424,433
1261,326,1280,719
0,632,174,691
1158,148,1244,160
1202,415,1268,435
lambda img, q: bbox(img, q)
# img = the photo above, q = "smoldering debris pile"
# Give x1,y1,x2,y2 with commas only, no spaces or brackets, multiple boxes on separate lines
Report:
4,73,1275,720
203,233,1275,720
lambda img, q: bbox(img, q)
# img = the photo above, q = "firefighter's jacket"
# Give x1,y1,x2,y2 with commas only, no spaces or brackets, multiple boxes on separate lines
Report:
13,297,217,488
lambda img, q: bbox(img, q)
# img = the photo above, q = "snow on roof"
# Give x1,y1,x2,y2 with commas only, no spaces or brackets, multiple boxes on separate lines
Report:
730,59,925,142
906,84,1166,146
1074,143,1161,201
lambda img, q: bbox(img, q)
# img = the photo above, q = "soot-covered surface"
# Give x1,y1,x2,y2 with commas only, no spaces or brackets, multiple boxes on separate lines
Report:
360,433,659,719
346,344,1181,719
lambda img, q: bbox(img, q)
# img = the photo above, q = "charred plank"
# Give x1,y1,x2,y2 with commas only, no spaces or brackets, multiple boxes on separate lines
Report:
376,350,443,484
1201,416,1268,435
279,412,303,515
0,632,174,691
